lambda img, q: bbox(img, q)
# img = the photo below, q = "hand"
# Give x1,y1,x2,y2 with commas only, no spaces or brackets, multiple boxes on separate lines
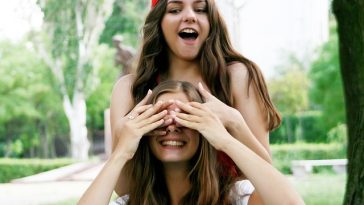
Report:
145,100,183,136
197,82,240,130
113,90,169,159
173,100,233,151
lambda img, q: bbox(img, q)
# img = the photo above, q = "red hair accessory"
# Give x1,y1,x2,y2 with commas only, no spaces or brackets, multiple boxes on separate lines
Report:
152,0,158,8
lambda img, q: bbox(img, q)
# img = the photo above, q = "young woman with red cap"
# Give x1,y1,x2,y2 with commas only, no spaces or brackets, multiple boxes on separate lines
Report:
78,81,302,205
110,0,281,198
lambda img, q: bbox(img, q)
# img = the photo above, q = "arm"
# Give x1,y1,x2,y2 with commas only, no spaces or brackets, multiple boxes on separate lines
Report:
109,75,171,195
109,75,134,196
78,102,168,205
174,102,304,205
198,63,272,163
229,63,272,161
77,153,129,205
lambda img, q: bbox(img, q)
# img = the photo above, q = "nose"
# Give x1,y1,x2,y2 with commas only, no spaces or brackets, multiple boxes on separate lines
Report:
166,123,180,133
182,7,197,23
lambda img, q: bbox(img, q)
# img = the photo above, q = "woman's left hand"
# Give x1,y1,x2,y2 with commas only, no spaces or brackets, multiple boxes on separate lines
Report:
197,82,240,130
173,100,232,150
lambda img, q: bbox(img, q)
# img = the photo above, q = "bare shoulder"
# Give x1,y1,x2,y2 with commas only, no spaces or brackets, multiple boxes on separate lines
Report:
227,62,249,78
112,74,136,95
227,62,250,98
227,62,269,143
110,74,135,120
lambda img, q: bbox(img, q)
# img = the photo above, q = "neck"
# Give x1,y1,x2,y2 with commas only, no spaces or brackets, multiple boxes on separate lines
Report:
167,54,201,82
163,162,190,205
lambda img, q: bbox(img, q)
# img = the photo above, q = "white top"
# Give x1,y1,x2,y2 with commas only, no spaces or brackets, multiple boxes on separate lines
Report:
109,180,255,205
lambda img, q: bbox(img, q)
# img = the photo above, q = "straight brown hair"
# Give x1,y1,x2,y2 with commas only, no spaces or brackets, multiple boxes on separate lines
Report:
125,81,234,205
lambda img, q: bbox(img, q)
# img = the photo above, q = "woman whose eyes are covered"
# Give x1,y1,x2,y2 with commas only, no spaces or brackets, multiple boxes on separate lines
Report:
78,81,303,205
110,0,281,196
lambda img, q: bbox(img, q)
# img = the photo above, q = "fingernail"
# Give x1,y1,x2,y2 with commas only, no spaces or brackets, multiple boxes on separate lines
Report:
174,108,181,112
148,89,152,94
170,111,176,116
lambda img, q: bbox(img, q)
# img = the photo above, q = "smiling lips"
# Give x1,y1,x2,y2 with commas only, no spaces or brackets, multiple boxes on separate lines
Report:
161,140,186,146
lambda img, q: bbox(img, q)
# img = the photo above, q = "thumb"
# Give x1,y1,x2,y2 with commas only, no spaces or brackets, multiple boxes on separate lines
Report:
198,82,212,101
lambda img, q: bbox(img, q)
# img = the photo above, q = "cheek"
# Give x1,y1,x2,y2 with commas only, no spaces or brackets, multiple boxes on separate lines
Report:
161,18,172,39
188,131,200,150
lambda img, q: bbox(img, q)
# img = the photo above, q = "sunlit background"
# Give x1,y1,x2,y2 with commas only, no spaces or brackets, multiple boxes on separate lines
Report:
0,0,345,205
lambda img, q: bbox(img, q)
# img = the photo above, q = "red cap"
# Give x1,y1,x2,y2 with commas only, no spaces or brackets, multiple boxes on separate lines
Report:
152,0,158,8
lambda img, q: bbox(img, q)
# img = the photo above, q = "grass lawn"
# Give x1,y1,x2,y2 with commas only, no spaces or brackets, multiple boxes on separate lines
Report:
291,173,346,205
47,174,346,205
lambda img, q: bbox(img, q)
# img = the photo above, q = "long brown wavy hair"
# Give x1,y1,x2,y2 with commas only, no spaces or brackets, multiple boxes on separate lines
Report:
125,81,234,205
131,0,281,131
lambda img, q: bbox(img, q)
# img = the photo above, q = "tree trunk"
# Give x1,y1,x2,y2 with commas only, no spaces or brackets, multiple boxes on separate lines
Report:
63,92,90,160
332,1,364,204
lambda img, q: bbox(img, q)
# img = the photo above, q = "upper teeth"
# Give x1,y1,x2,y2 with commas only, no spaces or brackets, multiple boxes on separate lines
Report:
162,140,184,146
181,28,196,33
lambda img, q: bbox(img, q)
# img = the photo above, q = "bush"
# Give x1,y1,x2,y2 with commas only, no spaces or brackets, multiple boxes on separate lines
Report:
271,143,346,174
327,123,347,144
270,111,327,144
0,158,74,183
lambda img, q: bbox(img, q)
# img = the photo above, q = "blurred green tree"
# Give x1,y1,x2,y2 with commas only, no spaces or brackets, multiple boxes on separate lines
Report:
34,0,115,159
100,0,148,47
0,41,68,158
308,19,345,134
268,56,309,142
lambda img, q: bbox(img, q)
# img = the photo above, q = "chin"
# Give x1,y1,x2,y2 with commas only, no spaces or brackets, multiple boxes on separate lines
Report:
155,154,192,163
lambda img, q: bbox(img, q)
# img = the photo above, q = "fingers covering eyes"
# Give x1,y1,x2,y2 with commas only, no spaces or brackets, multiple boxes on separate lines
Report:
175,101,205,116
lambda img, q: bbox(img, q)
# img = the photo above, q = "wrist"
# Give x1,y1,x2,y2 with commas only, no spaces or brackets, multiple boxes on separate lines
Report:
218,130,238,152
110,150,133,164
225,107,242,131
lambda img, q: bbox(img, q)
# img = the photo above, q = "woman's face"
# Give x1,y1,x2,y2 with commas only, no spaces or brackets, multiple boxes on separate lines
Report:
161,0,210,61
148,91,200,164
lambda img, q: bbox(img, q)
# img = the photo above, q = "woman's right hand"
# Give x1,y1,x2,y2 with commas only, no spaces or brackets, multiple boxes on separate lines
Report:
113,98,169,160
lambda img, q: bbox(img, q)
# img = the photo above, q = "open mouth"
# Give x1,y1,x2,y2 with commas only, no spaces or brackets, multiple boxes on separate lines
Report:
178,28,199,40
160,140,186,147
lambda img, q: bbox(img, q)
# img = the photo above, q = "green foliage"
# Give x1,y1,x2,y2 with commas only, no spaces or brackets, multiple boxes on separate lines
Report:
38,0,86,97
0,158,73,183
270,111,326,144
327,123,347,144
308,19,345,134
0,41,69,158
86,45,118,132
100,0,148,47
271,143,346,174
269,55,309,115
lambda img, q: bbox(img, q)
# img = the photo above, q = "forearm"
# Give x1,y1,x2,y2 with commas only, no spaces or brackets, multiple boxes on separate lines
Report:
222,136,303,205
226,108,272,163
111,131,130,196
78,155,128,205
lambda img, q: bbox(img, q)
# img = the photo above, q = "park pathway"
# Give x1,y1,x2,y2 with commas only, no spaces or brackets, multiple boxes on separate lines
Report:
0,160,105,205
